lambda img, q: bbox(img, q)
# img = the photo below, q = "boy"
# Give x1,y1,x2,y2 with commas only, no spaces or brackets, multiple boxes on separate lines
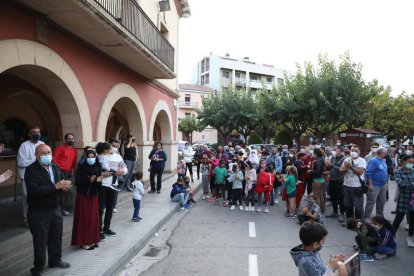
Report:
290,222,347,276
346,218,379,261
183,176,196,204
213,160,228,206
296,193,323,225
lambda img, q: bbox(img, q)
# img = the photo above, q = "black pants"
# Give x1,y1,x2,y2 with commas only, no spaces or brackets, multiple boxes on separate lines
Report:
150,167,164,192
196,162,201,179
27,207,63,273
328,180,345,215
232,188,242,205
185,163,193,177
305,177,313,195
355,235,378,256
99,186,117,231
393,212,414,236
343,186,364,219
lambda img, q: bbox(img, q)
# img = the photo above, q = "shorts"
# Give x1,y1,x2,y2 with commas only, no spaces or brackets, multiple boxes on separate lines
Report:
287,191,296,198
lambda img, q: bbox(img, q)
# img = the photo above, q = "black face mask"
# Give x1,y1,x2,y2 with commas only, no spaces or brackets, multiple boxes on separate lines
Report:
66,140,74,146
31,134,41,142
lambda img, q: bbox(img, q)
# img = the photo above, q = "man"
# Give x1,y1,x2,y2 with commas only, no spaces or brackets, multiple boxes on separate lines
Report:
265,147,282,204
17,126,45,226
340,146,366,225
52,133,77,216
280,145,290,173
99,138,127,240
25,144,71,276
326,145,346,223
365,142,380,162
364,147,388,221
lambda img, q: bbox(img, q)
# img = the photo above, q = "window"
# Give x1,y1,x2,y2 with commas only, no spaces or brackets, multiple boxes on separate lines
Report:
201,75,205,85
185,94,191,103
206,58,210,71
205,73,209,84
201,60,205,73
235,72,240,78
277,78,284,84
222,71,230,78
250,75,258,81
185,113,191,117
266,77,272,83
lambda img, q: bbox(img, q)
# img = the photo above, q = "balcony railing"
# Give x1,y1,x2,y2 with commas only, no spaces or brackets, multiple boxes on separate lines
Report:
179,101,199,108
94,0,174,71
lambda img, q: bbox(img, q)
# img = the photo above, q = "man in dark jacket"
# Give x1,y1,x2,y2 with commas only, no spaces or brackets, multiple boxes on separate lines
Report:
25,144,72,276
326,145,346,223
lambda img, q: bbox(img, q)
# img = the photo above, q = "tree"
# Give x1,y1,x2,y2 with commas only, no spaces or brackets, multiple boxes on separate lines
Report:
255,88,277,143
178,115,202,142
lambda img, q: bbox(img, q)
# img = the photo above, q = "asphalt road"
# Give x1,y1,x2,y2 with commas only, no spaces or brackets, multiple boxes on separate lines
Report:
141,181,414,276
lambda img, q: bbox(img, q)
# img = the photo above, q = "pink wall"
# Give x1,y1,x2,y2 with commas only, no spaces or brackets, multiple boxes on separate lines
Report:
0,2,177,141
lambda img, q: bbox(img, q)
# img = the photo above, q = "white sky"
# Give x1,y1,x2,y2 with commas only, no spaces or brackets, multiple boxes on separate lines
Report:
178,0,414,95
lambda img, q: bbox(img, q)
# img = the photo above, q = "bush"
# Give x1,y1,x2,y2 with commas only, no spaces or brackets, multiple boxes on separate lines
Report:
274,131,293,147
248,133,262,144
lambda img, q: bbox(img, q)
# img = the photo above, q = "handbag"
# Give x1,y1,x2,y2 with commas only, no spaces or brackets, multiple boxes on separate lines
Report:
351,160,368,193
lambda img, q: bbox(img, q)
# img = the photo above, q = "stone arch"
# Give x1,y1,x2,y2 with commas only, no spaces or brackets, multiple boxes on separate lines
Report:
148,100,173,142
96,83,146,142
0,39,92,144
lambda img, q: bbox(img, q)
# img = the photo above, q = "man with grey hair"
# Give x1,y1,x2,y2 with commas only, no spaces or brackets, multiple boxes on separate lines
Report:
364,147,389,221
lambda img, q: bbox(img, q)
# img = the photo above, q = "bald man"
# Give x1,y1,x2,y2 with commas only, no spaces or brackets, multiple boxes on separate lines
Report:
25,144,71,276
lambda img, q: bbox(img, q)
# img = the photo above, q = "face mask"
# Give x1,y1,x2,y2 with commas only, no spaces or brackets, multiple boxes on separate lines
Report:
350,152,359,159
407,150,413,155
315,244,323,251
289,154,294,158
31,134,41,142
405,163,413,169
372,224,382,230
331,151,337,157
111,147,117,154
87,157,96,165
66,140,74,146
283,149,288,152
398,150,403,154
309,150,314,155
371,148,378,153
39,154,52,166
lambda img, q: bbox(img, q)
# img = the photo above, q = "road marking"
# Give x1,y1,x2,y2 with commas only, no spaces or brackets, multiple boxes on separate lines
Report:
249,254,258,276
249,222,256,238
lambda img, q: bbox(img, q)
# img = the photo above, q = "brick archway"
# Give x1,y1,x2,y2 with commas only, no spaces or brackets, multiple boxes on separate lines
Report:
148,100,173,142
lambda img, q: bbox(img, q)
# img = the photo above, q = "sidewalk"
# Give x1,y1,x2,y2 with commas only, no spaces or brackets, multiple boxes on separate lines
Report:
0,173,201,276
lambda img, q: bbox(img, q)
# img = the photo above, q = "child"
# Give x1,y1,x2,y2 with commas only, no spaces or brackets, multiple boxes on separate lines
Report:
370,215,397,260
201,157,211,199
255,166,274,213
177,155,186,179
226,158,238,206
282,165,297,218
213,160,228,206
183,176,196,204
290,222,347,276
209,156,219,202
244,161,257,211
228,164,244,210
346,218,379,262
131,171,145,222
170,177,190,211
296,193,322,225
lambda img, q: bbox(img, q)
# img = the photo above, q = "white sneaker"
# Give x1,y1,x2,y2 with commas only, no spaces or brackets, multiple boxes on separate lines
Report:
245,206,249,211
257,207,262,212
264,207,269,213
251,206,255,212
239,205,243,211
112,208,118,213
275,199,279,204
407,237,414,247
230,205,235,210
202,195,206,200
405,224,409,231
206,195,210,199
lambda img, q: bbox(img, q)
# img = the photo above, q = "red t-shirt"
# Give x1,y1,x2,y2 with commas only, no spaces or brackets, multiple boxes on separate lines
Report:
52,145,77,172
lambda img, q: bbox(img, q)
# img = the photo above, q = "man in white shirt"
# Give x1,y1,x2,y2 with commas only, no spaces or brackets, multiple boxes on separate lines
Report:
99,138,127,240
340,146,366,225
17,126,45,226
183,142,195,182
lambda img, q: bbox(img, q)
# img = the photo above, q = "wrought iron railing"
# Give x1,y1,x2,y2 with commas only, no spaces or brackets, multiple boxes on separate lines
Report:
93,0,175,71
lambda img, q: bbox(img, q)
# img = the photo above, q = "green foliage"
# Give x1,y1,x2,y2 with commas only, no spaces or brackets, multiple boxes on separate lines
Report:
274,130,293,147
247,133,262,144
178,115,202,137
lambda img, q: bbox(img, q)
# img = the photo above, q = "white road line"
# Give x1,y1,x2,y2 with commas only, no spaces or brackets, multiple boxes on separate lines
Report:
249,222,256,238
249,254,259,276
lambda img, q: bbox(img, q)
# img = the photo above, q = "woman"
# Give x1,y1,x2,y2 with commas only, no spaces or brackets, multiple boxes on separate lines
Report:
182,142,195,182
148,142,167,193
71,150,103,250
392,154,414,248
310,148,325,212
123,134,138,191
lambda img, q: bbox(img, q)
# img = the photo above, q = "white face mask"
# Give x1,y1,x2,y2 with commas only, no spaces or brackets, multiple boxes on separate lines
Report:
350,152,359,159
289,154,294,158
371,148,378,154
331,151,337,157
407,150,413,155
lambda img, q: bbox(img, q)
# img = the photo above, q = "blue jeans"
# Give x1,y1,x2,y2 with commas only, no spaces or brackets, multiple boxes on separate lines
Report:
132,198,141,219
171,192,189,206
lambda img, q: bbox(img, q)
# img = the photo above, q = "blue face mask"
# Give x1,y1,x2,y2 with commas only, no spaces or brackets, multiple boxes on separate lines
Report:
87,157,96,165
39,155,52,166
405,163,413,170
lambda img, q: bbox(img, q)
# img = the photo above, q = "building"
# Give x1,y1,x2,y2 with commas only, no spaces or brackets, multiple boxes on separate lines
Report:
339,128,385,155
177,84,217,144
0,0,190,200
191,53,286,94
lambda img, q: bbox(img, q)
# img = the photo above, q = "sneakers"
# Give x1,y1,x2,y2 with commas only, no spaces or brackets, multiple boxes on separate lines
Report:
100,232,106,241
62,210,71,216
337,214,346,223
353,244,359,251
257,207,262,212
374,253,388,260
132,218,140,222
230,205,235,210
325,212,338,218
184,203,191,209
275,199,279,204
407,237,414,247
239,205,243,211
251,206,255,212
286,214,296,218
264,207,269,213
223,201,229,207
245,206,250,212
405,224,409,231
112,208,118,213
360,255,374,262
202,195,206,200
103,229,117,237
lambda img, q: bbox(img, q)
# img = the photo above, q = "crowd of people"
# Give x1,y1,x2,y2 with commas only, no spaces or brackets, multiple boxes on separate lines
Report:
172,141,414,275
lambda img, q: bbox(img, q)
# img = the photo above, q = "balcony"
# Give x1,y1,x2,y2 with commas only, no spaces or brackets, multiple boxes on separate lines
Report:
249,80,273,90
235,78,246,86
17,0,175,79
179,101,199,109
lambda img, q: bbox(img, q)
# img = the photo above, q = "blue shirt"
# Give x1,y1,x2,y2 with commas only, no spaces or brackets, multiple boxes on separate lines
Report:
365,157,388,186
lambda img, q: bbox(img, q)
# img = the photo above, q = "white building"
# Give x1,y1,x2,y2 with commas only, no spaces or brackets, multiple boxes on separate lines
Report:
191,53,287,94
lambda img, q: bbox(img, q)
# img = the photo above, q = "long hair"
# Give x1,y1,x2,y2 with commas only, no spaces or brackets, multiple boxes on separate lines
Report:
288,165,298,180
371,215,395,236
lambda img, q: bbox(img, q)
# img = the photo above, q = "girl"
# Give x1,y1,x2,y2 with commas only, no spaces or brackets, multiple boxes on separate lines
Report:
282,166,298,218
200,157,211,199
255,166,275,213
208,155,219,202
244,161,257,211
131,171,145,222
177,155,186,179
228,164,244,210
310,148,325,212
371,216,397,260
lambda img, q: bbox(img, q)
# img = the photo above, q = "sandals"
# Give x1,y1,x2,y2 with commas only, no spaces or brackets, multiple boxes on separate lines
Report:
80,245,95,250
